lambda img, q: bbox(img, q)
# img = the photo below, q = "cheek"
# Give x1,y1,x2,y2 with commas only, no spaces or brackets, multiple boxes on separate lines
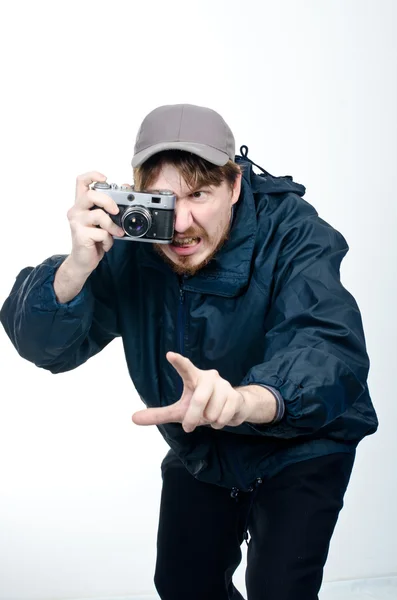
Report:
212,208,230,238
196,207,226,238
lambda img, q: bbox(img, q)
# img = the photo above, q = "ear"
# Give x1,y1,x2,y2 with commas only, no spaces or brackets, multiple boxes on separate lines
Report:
231,172,242,206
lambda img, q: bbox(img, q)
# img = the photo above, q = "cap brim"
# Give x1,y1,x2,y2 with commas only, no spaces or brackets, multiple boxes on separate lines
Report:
131,141,230,167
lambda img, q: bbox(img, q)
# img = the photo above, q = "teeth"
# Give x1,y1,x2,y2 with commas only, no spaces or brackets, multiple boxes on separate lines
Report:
173,237,199,246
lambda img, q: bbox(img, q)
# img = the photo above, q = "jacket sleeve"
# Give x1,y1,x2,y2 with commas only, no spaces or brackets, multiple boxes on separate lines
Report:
0,254,120,374
232,208,372,438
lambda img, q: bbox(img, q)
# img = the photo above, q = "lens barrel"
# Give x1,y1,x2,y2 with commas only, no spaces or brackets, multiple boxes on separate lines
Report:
122,206,152,237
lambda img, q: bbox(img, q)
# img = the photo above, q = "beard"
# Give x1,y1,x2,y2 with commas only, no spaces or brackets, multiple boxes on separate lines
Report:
153,219,231,277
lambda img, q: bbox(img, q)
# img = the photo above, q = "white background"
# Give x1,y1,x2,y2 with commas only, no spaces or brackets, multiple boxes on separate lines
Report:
0,1,396,599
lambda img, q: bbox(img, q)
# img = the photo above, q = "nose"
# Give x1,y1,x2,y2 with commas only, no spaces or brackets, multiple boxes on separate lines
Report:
174,200,193,233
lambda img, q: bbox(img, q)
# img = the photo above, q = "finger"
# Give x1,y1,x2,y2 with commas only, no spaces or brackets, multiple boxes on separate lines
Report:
121,183,133,189
203,379,229,424
216,391,246,428
76,189,120,215
75,171,107,199
211,394,239,429
182,376,215,433
73,223,112,246
166,352,199,386
101,233,115,253
88,190,120,214
132,405,181,426
83,208,124,237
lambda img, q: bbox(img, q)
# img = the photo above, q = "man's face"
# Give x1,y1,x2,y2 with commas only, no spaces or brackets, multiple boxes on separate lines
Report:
149,164,242,276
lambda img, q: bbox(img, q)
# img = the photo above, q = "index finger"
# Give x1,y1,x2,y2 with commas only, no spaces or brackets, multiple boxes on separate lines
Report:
75,171,107,199
84,190,120,215
182,377,214,432
166,352,199,385
75,172,119,215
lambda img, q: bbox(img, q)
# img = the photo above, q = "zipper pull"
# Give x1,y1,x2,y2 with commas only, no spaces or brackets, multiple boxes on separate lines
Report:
179,275,185,302
230,487,240,501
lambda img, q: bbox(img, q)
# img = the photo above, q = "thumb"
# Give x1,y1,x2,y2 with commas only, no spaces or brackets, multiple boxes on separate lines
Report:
132,404,180,426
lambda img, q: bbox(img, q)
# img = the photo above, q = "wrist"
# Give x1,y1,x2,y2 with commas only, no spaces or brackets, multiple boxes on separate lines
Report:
53,256,91,304
64,254,94,280
237,385,278,424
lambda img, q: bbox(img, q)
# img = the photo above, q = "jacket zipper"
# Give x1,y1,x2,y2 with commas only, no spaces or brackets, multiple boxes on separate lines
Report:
178,287,185,355
177,276,260,502
176,280,185,397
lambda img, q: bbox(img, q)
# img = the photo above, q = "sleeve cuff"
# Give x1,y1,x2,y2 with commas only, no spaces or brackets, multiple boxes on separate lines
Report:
33,255,91,313
256,384,285,424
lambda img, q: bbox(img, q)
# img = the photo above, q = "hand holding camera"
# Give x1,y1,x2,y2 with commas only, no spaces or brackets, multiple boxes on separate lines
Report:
63,171,125,277
53,171,124,303
54,172,176,304
93,181,176,244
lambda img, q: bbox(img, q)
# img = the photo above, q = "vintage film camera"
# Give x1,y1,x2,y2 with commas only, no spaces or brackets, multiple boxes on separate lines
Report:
92,182,176,243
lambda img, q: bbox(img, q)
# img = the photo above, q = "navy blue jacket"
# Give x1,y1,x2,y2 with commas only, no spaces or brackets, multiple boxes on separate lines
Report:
0,155,378,492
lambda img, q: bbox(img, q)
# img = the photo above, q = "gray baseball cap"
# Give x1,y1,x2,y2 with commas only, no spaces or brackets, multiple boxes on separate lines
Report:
131,104,236,168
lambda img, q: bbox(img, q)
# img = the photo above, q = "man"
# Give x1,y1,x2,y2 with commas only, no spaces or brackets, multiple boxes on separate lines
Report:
0,104,378,600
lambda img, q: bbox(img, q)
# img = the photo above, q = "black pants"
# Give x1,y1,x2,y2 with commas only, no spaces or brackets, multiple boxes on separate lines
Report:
154,452,355,600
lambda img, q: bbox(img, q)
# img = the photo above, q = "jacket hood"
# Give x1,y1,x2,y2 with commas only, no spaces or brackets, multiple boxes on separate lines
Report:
138,149,306,297
235,146,306,197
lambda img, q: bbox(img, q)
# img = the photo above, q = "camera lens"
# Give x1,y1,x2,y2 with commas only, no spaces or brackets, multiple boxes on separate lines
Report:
122,207,152,237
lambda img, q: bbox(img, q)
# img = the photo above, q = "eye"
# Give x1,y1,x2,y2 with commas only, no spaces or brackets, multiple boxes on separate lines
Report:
190,190,207,199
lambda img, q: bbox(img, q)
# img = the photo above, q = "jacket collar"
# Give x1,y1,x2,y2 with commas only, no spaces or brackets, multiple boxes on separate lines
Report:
137,161,257,298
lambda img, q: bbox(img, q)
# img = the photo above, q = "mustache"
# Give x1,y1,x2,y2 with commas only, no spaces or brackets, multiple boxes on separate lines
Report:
173,228,206,240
